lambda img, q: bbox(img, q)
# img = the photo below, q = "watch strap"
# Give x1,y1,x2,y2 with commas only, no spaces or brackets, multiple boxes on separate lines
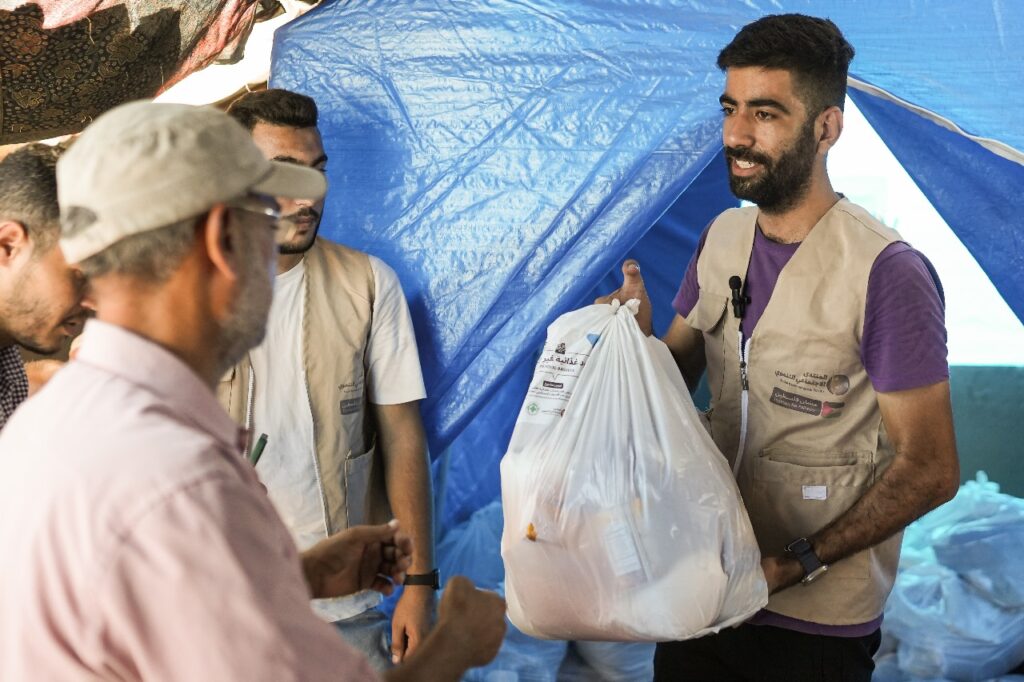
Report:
785,537,826,583
403,569,440,589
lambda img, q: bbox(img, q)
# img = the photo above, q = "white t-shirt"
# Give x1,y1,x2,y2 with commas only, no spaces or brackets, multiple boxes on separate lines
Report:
249,255,426,622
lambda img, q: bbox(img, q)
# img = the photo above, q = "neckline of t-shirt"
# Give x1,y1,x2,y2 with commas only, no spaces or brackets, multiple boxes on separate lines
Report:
276,257,307,285
755,223,802,251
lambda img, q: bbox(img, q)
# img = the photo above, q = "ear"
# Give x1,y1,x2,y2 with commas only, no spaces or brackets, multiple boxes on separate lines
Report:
201,204,241,283
0,220,31,266
817,106,844,153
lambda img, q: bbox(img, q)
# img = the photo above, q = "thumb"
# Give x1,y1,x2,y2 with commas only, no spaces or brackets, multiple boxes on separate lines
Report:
621,259,646,296
391,620,407,665
344,519,399,545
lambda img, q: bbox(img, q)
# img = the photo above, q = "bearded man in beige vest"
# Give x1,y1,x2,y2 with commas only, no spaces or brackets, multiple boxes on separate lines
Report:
219,89,435,671
601,14,960,682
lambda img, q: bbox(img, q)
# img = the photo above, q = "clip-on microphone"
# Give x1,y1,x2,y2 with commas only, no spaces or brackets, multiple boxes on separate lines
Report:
729,275,750,319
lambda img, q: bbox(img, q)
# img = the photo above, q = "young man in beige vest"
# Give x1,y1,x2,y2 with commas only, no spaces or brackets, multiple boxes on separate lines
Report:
601,14,959,682
221,89,435,670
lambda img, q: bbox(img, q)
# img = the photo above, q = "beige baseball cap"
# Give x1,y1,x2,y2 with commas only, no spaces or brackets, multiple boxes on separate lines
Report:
57,100,327,264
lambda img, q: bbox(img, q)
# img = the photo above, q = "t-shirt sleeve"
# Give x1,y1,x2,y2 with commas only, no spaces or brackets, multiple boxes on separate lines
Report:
671,222,712,318
97,468,378,681
366,256,427,405
862,243,949,393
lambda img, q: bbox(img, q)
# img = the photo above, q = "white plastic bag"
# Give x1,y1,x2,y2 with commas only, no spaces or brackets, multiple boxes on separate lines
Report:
500,301,767,641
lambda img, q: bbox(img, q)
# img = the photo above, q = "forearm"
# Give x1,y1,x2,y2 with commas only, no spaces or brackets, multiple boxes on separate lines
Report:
765,452,954,592
377,404,435,572
810,452,951,566
661,315,706,394
385,447,434,572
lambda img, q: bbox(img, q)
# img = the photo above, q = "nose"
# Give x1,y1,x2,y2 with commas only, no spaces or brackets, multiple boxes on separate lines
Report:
723,111,754,150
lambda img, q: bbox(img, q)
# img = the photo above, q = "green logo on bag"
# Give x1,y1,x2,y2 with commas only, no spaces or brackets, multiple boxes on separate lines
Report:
526,402,540,416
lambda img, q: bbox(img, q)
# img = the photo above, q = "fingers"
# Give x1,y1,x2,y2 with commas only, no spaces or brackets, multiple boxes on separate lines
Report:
358,540,382,589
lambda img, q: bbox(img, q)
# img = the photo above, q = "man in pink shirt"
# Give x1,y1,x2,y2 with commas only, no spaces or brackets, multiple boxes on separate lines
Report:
0,102,505,681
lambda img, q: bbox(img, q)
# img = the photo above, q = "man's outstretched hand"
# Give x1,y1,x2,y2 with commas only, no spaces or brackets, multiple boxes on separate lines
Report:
301,520,413,600
594,259,654,336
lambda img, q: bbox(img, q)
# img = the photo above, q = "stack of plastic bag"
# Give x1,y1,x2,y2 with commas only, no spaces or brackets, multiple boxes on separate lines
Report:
882,473,1024,681
501,301,767,641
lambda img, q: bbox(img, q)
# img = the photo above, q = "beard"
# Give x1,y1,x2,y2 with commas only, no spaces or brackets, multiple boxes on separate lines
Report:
217,234,274,373
2,266,77,356
724,116,818,215
278,207,321,255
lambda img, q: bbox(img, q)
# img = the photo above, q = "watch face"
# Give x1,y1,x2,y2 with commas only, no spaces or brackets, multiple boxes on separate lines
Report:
802,564,829,584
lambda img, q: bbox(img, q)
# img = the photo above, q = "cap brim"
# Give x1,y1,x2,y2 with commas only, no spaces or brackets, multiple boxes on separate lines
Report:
251,160,327,202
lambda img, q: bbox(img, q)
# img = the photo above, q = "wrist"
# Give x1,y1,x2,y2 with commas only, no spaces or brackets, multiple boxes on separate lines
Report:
404,568,440,590
784,537,829,585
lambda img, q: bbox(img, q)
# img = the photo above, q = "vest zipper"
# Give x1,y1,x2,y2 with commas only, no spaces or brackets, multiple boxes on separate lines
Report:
243,362,255,454
733,329,752,477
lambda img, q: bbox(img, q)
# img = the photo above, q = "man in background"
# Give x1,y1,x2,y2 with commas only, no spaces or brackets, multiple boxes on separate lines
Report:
223,88,436,668
0,143,85,428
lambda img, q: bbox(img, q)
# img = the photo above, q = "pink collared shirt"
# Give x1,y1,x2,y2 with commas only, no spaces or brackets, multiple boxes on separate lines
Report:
0,320,378,681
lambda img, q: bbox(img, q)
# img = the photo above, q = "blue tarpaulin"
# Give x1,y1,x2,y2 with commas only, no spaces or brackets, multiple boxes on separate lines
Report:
271,1,1024,528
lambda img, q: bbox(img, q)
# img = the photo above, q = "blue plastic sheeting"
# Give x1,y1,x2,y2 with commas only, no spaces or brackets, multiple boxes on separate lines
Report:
272,1,1023,524
850,88,1024,326
272,1,742,458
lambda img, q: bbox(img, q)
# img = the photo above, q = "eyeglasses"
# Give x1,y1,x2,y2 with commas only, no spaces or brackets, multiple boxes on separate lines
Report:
224,194,297,245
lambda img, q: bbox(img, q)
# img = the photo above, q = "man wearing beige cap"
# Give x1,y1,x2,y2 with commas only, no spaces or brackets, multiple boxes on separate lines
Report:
0,101,505,681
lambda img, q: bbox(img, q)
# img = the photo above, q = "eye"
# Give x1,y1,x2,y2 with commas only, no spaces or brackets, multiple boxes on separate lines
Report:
754,110,775,122
720,105,736,117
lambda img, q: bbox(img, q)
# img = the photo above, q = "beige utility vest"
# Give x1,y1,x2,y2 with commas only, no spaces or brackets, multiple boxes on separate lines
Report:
218,239,391,536
685,199,903,625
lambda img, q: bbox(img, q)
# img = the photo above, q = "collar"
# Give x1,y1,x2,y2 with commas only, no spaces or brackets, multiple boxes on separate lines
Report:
74,319,243,453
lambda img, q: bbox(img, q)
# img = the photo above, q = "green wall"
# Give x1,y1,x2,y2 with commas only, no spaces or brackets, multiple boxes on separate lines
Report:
950,366,1024,497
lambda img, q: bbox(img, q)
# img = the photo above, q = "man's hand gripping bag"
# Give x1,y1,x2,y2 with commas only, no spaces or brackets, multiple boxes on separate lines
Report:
500,300,768,641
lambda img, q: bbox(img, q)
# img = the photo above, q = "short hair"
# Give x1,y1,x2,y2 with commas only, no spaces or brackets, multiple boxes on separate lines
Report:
226,88,319,131
77,217,196,284
717,14,855,113
0,143,62,255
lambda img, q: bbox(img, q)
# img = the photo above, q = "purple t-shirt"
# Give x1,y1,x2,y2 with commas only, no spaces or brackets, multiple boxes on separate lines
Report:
672,224,949,393
672,221,949,636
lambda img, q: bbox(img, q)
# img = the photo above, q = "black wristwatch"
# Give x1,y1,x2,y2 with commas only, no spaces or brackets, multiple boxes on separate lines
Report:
404,569,440,590
785,537,829,584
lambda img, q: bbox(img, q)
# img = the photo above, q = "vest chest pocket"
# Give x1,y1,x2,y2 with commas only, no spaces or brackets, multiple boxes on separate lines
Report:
686,293,729,334
749,447,874,579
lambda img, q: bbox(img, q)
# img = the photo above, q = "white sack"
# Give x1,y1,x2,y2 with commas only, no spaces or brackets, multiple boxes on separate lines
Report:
500,300,767,641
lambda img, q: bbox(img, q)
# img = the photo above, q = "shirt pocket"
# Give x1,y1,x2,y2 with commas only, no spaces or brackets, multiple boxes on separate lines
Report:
750,447,875,579
343,444,376,528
